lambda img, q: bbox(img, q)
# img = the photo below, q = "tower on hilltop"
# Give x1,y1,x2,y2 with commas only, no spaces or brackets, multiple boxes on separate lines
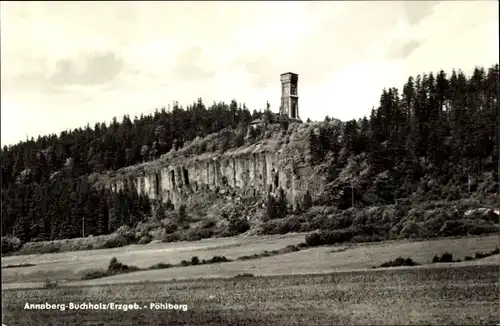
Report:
279,72,300,120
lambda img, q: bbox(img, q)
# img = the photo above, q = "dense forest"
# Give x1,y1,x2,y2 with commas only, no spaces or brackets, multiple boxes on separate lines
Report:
1,64,499,244
1,100,260,242
309,65,499,209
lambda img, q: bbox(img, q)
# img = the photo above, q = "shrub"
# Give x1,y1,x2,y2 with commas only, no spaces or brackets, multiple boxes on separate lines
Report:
202,220,216,229
191,256,200,265
207,255,230,263
440,252,453,263
484,210,499,223
135,221,161,237
102,235,129,249
148,227,167,241
277,245,300,254
272,216,303,234
165,199,175,211
82,258,139,280
302,191,313,211
352,234,382,243
439,219,498,237
306,227,372,247
148,263,172,270
224,218,250,236
237,253,261,260
399,221,420,238
46,246,62,253
16,241,63,255
108,257,123,271
474,248,499,259
266,194,279,220
138,235,152,245
180,260,190,267
319,229,355,244
1,236,22,254
183,227,213,242
163,221,179,234
234,273,254,278
115,225,136,242
305,232,322,247
108,257,139,273
379,257,419,268
2,263,36,269
433,252,454,263
162,232,181,243
178,204,187,222
475,252,487,259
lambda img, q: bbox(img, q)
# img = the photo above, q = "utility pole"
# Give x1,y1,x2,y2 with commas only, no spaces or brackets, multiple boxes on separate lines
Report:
82,216,85,238
468,173,471,194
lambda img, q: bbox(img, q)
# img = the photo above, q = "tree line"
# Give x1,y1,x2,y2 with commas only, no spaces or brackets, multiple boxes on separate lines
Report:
308,65,499,209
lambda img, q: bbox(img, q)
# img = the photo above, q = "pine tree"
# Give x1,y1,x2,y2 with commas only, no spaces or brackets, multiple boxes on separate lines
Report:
276,188,287,218
302,191,313,211
308,129,322,163
266,194,278,220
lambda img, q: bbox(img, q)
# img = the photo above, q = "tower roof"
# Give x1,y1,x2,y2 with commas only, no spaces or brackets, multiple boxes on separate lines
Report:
280,72,298,76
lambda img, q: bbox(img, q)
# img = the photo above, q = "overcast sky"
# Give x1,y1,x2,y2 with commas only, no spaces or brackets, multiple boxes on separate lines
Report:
1,1,498,146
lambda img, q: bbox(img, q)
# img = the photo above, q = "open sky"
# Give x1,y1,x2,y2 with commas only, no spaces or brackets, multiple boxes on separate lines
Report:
1,1,498,146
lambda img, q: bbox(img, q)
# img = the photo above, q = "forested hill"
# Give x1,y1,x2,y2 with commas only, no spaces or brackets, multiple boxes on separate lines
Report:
1,64,499,245
0,100,261,241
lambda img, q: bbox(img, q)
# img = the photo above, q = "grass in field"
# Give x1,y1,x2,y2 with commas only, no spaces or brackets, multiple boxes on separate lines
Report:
1,234,498,287
74,235,499,287
82,244,304,281
1,234,306,284
2,265,498,326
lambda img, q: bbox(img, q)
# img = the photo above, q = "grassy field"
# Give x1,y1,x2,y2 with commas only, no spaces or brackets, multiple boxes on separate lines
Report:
2,264,498,325
1,233,306,285
2,234,499,288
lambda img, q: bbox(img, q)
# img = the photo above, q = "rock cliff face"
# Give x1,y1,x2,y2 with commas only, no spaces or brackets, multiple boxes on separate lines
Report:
97,123,323,210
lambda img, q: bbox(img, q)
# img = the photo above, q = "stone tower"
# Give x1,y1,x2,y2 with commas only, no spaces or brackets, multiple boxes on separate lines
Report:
279,72,299,120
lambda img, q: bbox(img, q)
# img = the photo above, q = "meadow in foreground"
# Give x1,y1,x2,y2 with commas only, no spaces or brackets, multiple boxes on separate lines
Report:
2,234,498,287
2,264,498,326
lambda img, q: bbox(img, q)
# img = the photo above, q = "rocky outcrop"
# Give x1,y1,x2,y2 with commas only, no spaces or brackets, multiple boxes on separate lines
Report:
99,123,324,210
